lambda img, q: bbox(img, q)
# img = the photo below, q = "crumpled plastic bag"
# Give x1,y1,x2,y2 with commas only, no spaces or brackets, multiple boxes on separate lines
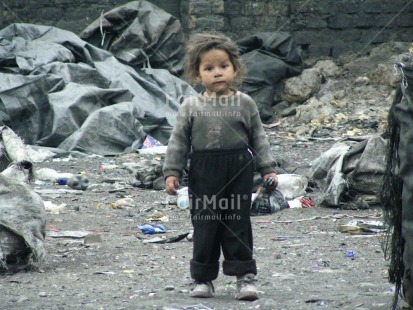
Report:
277,174,308,200
0,175,46,271
250,187,289,216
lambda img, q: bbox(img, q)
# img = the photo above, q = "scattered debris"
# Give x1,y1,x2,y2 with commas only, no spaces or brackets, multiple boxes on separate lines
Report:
47,231,90,238
310,136,387,208
110,198,135,209
338,220,385,234
138,224,167,235
142,233,190,244
66,174,89,190
44,201,67,214
288,196,315,208
83,234,102,245
144,211,169,222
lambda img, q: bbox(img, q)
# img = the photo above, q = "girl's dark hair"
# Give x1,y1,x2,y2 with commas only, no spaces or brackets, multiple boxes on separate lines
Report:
184,33,246,87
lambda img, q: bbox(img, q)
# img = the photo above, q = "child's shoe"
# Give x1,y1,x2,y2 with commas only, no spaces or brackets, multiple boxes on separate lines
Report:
189,281,214,298
236,273,258,301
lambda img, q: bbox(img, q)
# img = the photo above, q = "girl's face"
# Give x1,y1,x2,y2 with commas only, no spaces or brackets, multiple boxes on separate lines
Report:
196,49,236,97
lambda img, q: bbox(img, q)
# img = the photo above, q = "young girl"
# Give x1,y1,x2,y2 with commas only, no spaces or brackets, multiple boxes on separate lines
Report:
163,33,278,301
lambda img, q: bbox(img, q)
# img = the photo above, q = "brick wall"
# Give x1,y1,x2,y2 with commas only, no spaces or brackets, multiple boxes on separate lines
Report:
1,0,412,58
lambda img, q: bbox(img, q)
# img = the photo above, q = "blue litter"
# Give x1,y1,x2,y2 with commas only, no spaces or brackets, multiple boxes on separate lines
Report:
346,251,355,258
138,224,167,235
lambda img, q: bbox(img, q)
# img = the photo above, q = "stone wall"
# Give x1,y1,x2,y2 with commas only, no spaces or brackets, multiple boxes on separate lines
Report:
1,0,412,59
183,0,413,58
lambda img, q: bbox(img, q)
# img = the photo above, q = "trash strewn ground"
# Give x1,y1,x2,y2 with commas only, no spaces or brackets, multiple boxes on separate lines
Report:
0,139,395,310
0,16,410,308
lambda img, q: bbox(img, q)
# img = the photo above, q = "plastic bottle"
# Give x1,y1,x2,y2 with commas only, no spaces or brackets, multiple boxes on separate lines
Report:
176,187,190,209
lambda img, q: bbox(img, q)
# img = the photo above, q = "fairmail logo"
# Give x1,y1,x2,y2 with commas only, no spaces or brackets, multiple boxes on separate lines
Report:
191,193,249,211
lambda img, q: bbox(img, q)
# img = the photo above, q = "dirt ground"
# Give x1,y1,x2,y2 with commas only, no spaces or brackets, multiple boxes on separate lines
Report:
0,136,396,310
2,42,411,310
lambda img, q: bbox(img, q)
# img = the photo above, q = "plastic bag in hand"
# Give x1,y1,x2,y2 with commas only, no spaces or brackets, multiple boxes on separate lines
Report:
251,183,289,216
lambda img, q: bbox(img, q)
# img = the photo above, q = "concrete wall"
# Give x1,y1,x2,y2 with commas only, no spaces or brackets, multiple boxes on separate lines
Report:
1,0,412,59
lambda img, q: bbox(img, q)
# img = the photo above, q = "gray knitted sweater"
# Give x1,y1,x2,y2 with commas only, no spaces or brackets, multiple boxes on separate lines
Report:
163,91,276,178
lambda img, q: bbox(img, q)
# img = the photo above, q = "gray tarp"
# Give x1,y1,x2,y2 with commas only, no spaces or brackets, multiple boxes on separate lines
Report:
0,22,196,155
0,126,45,271
237,32,303,122
79,1,185,76
310,135,387,208
0,174,46,271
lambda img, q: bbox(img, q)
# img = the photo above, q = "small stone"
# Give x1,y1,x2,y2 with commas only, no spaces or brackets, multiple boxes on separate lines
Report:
83,234,102,245
358,282,377,289
354,76,370,86
164,285,175,291
17,296,28,303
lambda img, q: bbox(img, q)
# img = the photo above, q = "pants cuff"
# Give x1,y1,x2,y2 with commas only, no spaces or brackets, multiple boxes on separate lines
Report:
190,259,219,281
222,259,257,276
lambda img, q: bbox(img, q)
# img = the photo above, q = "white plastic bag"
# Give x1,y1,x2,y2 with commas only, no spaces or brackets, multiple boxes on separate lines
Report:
277,174,308,199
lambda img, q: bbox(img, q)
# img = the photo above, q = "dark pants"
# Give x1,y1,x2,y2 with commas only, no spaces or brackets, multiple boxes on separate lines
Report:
188,148,257,282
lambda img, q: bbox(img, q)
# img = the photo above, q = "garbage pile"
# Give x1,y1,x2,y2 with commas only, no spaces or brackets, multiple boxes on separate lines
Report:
0,1,308,157
0,126,46,272
0,1,196,156
310,135,387,209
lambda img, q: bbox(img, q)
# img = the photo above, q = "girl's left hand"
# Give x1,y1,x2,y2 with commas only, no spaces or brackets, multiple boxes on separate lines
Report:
262,172,278,189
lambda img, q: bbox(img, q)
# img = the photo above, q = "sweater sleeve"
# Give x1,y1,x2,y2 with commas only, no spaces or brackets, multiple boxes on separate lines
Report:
163,100,192,179
247,97,276,175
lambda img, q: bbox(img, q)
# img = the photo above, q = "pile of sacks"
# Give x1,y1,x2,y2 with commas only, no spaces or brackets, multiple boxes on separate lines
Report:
0,126,46,272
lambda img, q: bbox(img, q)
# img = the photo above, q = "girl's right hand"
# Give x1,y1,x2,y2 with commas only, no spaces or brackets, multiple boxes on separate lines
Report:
165,176,179,195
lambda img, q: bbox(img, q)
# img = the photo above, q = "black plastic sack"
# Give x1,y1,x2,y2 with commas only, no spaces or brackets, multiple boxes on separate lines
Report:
250,187,289,216
79,1,185,76
237,32,303,122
